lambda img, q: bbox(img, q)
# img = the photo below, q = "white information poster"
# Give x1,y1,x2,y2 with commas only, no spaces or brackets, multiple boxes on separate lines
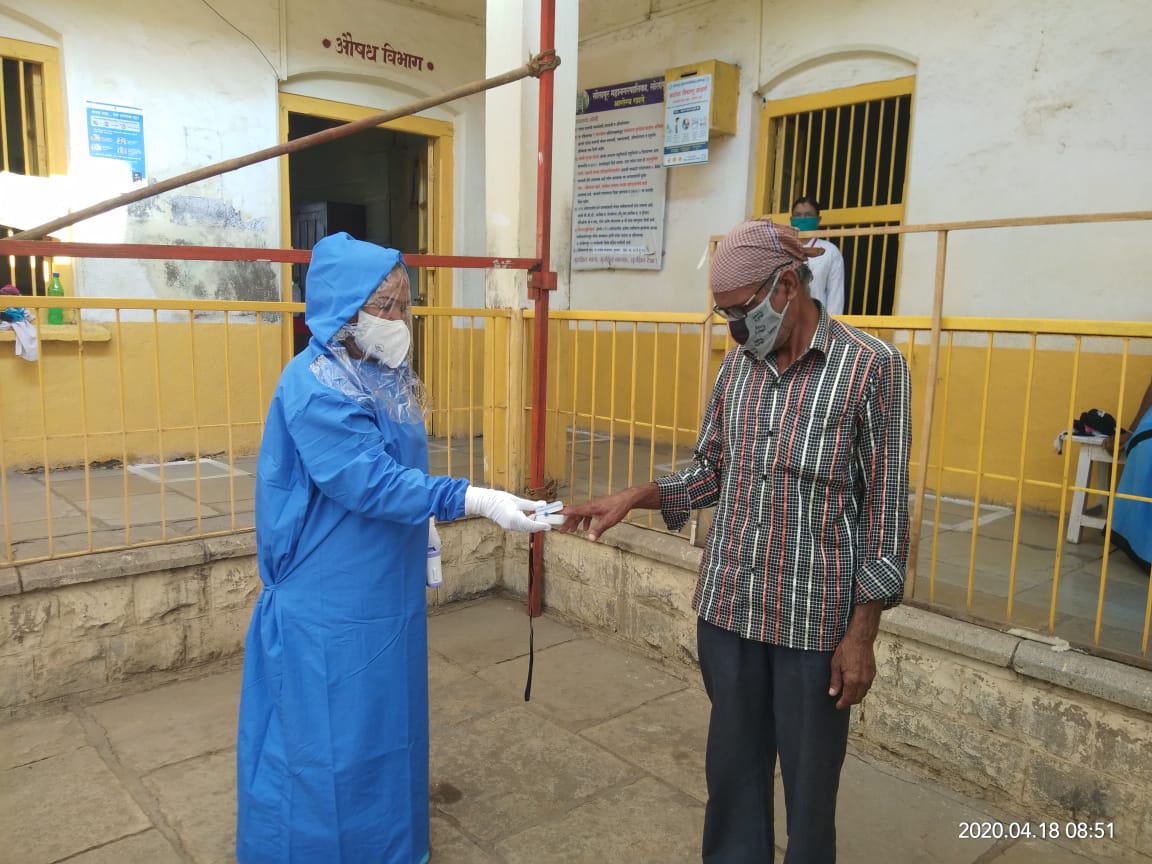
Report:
571,77,667,271
663,74,712,166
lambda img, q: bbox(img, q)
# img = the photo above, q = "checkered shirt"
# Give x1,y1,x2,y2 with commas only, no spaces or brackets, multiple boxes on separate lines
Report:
656,306,911,650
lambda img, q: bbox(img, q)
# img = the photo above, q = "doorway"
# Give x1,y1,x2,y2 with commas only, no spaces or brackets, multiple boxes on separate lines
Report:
278,92,454,355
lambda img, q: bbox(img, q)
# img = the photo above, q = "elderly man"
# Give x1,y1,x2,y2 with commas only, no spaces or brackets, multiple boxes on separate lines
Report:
560,218,911,863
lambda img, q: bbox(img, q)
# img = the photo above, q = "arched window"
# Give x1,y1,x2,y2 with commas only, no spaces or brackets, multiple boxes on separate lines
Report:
755,76,914,315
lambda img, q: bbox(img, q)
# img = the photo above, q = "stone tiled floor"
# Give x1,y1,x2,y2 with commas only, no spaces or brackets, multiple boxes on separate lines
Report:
2,595,1141,864
0,456,259,561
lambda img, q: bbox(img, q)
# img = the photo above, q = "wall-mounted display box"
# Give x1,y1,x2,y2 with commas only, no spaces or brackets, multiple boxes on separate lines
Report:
664,59,740,136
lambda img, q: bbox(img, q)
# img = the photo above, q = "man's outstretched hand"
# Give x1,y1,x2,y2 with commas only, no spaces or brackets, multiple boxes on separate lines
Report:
558,483,659,542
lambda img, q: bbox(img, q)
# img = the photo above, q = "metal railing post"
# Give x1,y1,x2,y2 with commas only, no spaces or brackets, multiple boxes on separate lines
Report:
905,229,948,596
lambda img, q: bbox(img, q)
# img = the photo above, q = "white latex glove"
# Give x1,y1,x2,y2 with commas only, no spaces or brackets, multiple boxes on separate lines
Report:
427,516,442,551
464,487,550,533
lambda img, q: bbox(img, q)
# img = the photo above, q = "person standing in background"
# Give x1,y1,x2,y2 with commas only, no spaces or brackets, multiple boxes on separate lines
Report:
791,196,845,315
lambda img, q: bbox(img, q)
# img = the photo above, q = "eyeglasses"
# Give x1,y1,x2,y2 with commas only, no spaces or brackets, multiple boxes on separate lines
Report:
712,270,782,321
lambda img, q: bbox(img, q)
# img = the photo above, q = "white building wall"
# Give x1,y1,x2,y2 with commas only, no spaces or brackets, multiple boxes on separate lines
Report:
571,0,762,314
0,0,487,304
280,1,486,306
570,0,1152,321
2,0,282,301
4,0,1149,319
483,0,578,309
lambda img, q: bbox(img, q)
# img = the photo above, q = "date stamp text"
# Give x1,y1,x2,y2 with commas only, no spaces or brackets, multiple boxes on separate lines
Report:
958,821,1115,841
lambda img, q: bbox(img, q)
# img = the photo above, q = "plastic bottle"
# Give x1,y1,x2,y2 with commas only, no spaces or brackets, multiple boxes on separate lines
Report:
46,272,64,325
426,522,443,588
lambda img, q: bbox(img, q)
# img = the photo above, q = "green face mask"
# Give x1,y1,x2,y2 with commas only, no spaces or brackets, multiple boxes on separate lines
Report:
790,215,819,232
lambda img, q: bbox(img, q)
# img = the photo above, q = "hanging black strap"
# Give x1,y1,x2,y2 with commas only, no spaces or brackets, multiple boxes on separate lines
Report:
524,534,536,702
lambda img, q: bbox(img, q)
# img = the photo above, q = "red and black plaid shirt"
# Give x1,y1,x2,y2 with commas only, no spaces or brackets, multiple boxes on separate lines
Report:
656,306,910,651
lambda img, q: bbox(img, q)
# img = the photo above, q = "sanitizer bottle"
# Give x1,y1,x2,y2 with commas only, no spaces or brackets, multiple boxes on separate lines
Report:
426,517,443,588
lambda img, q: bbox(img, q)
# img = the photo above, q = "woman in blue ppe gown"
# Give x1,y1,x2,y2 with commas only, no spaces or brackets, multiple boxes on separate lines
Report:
236,233,546,864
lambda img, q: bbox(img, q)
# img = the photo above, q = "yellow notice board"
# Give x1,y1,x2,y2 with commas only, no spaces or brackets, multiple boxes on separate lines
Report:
664,59,739,137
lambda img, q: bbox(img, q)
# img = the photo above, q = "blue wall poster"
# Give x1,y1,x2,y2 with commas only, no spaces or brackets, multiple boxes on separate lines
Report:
86,102,146,182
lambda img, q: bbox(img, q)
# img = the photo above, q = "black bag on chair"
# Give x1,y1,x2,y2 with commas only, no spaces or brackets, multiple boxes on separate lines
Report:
1073,409,1117,438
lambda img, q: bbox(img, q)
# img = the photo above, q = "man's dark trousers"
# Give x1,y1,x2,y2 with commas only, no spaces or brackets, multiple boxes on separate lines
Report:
698,617,851,863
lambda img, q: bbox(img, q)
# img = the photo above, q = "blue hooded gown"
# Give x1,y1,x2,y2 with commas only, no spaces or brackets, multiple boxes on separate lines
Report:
236,233,468,864
1113,410,1152,571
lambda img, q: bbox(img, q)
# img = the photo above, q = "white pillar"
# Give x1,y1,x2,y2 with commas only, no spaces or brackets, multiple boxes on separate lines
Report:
484,0,577,309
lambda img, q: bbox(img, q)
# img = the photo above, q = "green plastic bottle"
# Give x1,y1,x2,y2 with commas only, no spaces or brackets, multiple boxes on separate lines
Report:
47,272,64,325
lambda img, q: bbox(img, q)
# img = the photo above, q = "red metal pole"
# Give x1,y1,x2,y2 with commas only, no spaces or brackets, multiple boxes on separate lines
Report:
527,0,558,617
0,239,539,271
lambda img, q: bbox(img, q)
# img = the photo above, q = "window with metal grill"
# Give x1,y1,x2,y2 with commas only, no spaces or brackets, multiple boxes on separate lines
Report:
756,77,914,315
1,55,47,176
1,39,60,296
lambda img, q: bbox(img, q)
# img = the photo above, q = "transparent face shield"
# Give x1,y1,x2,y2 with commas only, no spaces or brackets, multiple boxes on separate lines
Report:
361,266,413,327
318,265,428,424
351,266,414,368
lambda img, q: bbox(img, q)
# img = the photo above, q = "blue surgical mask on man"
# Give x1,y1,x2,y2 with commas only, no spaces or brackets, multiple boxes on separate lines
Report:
790,215,819,232
727,270,790,361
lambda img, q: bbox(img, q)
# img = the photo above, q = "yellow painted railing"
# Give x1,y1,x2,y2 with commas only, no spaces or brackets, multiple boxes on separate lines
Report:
526,307,1152,662
0,295,501,565
524,310,711,532
3,211,1152,665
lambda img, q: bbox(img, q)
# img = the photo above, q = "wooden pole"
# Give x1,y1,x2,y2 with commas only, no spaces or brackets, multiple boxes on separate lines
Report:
12,51,560,241
905,229,948,598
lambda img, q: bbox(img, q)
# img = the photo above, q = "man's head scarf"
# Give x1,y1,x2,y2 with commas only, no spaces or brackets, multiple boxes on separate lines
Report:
710,218,824,296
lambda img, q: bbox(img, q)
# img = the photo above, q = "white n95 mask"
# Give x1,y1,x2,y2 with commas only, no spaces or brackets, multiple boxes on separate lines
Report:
353,312,411,368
